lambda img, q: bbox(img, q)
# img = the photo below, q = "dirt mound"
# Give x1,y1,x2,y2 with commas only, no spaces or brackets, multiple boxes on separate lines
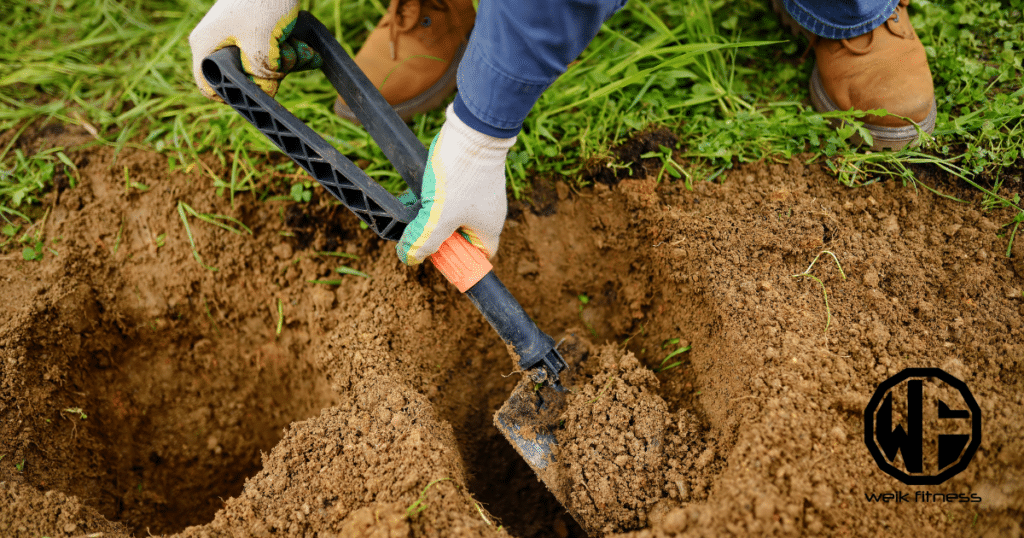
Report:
556,342,670,535
178,390,494,538
1,141,1022,537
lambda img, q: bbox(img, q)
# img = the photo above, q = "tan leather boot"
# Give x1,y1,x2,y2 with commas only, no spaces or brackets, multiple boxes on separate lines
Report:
334,0,474,123
774,0,936,150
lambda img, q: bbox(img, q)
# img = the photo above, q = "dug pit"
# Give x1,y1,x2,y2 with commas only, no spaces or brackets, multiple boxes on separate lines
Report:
2,144,1023,538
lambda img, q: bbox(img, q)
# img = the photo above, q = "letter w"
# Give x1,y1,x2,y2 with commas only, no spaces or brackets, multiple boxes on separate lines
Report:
874,380,923,473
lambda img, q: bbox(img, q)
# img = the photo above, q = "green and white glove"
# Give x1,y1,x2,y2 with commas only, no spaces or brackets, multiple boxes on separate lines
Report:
189,0,322,99
397,104,517,265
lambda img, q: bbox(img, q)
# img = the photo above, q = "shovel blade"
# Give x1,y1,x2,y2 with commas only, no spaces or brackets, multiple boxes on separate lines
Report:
494,378,571,508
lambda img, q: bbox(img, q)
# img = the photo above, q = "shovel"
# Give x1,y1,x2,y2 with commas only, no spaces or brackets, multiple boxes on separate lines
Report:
202,9,579,523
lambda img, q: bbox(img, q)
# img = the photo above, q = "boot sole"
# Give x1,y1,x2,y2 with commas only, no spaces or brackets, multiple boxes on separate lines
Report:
334,41,466,124
809,64,937,151
771,0,937,151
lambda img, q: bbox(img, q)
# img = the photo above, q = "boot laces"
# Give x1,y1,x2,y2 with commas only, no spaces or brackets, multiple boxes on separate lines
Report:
385,0,450,59
841,0,912,55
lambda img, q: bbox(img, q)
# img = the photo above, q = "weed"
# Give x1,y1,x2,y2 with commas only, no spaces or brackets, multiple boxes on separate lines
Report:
472,499,493,527
791,250,848,334
290,182,313,202
405,477,452,518
179,201,252,236
155,233,166,248
576,293,598,337
177,200,251,270
202,297,221,336
588,375,615,404
16,459,25,472
178,201,216,271
123,166,150,193
16,207,50,260
642,145,686,183
112,216,125,254
308,264,371,285
62,407,87,420
275,297,284,337
656,342,691,372
619,322,647,348
317,250,360,259
1003,212,1023,257
21,239,43,261
336,265,370,278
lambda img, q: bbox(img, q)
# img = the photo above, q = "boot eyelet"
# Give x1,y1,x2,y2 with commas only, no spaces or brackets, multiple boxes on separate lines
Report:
421,16,431,27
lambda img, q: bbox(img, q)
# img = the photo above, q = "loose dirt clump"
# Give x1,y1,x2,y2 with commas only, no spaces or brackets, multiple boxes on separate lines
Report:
2,137,1023,538
0,481,127,536
581,127,680,186
556,341,669,535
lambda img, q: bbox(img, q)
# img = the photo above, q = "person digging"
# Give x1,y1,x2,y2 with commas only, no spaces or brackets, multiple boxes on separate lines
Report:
190,0,936,267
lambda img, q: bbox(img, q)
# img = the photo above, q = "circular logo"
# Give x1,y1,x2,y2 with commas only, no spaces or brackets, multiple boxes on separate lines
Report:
864,368,981,485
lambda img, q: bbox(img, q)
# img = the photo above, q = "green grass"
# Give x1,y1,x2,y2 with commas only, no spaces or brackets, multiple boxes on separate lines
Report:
0,0,1021,248
176,200,251,270
791,250,848,335
656,340,691,372
275,297,284,336
405,477,452,518
307,263,371,284
62,407,88,420
588,375,616,405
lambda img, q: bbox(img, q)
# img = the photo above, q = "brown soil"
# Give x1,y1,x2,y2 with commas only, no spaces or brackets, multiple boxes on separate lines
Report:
2,130,1023,538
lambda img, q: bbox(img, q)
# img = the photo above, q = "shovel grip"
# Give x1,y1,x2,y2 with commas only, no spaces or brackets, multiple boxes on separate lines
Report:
200,10,428,243
430,232,493,293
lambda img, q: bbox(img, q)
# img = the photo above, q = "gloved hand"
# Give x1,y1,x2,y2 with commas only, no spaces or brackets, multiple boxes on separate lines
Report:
189,0,322,99
397,103,517,265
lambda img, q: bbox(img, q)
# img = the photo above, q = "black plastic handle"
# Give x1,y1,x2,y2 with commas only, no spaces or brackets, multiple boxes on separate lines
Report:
201,12,425,241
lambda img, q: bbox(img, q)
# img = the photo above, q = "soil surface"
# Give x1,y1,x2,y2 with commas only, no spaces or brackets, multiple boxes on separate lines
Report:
2,127,1023,537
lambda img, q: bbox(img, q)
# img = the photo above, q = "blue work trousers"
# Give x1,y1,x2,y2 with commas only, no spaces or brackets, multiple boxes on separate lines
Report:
780,0,901,40
455,0,899,138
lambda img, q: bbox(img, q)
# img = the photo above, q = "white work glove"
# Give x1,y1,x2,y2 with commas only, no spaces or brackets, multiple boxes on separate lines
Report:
189,0,321,99
397,103,517,265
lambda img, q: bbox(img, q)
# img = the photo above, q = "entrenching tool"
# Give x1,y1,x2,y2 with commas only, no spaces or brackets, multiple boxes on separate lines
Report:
202,9,579,521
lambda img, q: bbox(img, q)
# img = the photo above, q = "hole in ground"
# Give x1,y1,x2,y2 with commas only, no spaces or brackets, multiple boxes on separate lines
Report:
50,289,337,535
467,432,587,538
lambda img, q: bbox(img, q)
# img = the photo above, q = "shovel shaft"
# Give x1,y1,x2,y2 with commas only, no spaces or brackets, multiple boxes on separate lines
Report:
465,274,567,385
431,232,567,385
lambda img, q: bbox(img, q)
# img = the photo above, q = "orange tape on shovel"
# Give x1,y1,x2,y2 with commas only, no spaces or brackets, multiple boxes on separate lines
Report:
430,231,492,293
